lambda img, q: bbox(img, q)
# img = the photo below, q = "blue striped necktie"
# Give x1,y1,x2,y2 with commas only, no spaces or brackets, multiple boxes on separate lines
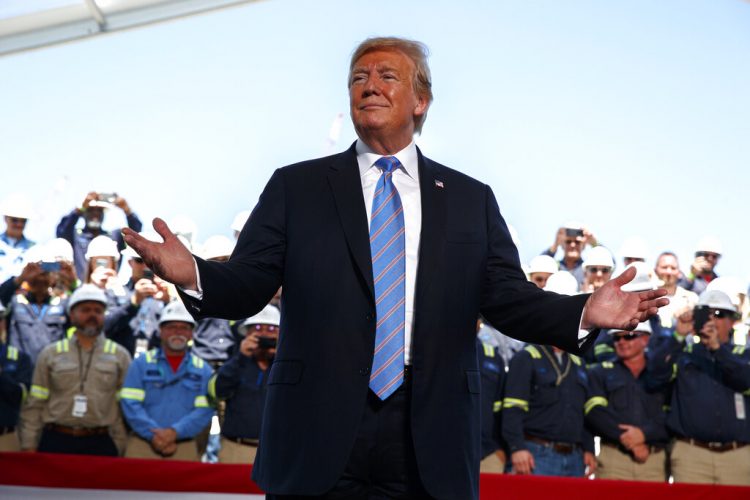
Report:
369,156,406,400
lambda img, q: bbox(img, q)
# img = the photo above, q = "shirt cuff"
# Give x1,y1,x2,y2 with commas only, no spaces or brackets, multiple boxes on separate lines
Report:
179,258,204,301
577,307,594,347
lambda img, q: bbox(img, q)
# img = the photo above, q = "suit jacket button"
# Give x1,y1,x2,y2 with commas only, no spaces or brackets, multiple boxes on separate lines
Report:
359,368,370,376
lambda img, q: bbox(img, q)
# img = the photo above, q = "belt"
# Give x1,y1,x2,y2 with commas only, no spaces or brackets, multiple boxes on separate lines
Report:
601,441,665,454
676,437,747,452
223,435,259,447
524,434,579,455
0,426,15,435
45,424,109,437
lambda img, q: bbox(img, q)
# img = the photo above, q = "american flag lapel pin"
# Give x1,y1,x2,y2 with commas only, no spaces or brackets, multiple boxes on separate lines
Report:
434,179,444,189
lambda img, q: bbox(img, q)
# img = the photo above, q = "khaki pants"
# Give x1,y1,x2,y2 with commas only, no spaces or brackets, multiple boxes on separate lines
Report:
0,430,20,452
671,439,750,486
479,451,505,474
124,435,200,461
218,437,258,464
596,444,666,482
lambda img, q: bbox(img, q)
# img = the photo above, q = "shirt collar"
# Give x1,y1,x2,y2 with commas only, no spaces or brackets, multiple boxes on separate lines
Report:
355,139,419,180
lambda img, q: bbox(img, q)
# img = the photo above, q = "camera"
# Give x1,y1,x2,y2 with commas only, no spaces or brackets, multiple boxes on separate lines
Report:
40,261,61,273
94,258,110,269
98,192,117,204
693,306,710,336
257,337,277,349
565,228,584,238
142,269,155,281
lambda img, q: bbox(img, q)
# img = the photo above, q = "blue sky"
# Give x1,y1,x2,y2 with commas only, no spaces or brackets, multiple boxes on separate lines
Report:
1,0,749,283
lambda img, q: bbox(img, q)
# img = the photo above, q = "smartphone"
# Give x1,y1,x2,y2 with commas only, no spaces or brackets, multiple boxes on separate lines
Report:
693,306,710,336
98,192,117,204
257,337,277,349
142,269,155,281
40,261,61,272
565,228,584,238
94,258,110,269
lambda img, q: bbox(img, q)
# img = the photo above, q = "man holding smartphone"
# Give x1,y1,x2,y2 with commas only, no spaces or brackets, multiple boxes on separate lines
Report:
648,289,750,485
209,304,280,464
542,222,599,288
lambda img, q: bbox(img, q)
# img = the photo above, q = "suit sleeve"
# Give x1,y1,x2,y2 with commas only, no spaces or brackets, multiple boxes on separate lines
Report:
180,169,286,320
479,185,597,355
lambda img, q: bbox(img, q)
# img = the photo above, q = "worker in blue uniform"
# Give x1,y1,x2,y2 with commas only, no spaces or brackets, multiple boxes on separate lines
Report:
502,343,596,477
119,300,213,460
0,328,32,451
477,332,506,473
648,289,750,485
585,321,669,481
210,304,280,464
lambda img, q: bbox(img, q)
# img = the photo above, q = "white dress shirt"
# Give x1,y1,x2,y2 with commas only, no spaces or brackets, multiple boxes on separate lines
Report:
356,139,420,365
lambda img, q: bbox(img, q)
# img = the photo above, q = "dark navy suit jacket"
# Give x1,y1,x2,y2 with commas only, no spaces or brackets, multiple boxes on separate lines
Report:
182,144,597,499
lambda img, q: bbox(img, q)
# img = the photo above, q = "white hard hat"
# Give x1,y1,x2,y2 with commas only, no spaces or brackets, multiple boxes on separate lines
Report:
544,271,579,296
697,289,736,313
46,238,74,263
1,193,34,219
239,305,281,335
611,320,652,335
85,235,120,261
695,236,722,256
200,235,235,261
121,231,163,259
619,236,649,261
67,284,108,314
620,262,663,292
528,255,558,275
231,210,251,233
706,277,745,309
170,215,198,247
158,301,196,327
583,246,615,270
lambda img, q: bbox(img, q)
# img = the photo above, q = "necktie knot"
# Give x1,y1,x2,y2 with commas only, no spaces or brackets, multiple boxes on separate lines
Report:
375,156,401,175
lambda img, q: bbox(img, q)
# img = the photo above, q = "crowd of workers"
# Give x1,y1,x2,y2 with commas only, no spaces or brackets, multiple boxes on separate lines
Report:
0,192,747,486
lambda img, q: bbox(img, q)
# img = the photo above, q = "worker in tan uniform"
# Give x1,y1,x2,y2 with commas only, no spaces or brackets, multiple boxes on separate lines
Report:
19,284,131,455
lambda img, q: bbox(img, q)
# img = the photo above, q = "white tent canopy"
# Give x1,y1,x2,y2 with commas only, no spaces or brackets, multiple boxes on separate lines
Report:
0,0,260,57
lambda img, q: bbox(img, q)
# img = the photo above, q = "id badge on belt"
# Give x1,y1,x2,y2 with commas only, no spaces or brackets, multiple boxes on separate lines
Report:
72,394,88,418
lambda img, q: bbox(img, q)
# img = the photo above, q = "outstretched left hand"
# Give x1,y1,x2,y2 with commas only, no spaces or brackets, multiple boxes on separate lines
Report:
581,266,669,330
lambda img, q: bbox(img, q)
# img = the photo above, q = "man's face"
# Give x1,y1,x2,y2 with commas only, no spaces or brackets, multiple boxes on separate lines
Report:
655,254,680,287
70,301,105,336
563,237,583,260
706,309,734,344
613,331,649,360
349,49,427,144
247,323,279,359
696,251,720,272
4,216,27,239
585,266,612,290
529,272,552,289
128,257,147,281
84,207,104,230
160,322,194,352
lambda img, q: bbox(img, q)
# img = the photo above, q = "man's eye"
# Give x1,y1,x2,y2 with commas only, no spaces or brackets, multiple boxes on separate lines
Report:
351,75,366,84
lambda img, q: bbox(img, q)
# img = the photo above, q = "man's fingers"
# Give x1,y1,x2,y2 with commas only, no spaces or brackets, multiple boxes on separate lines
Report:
152,217,177,243
612,265,636,286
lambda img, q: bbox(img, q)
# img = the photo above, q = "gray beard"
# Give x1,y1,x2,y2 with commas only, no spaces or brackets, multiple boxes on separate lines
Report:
79,326,101,337
166,337,188,352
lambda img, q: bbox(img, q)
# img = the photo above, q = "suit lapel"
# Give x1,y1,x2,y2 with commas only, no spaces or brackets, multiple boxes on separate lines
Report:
327,144,375,302
414,147,446,311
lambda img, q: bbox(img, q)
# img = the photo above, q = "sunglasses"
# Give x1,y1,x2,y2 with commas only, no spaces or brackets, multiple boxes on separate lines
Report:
709,309,734,320
696,252,719,259
587,266,612,274
7,217,26,224
132,257,144,264
612,332,645,342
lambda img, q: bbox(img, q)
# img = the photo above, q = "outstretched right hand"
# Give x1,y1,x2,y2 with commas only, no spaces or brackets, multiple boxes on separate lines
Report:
122,218,197,290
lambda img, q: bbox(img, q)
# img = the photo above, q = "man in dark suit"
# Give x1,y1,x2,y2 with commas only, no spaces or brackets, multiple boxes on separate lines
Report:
124,37,667,499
